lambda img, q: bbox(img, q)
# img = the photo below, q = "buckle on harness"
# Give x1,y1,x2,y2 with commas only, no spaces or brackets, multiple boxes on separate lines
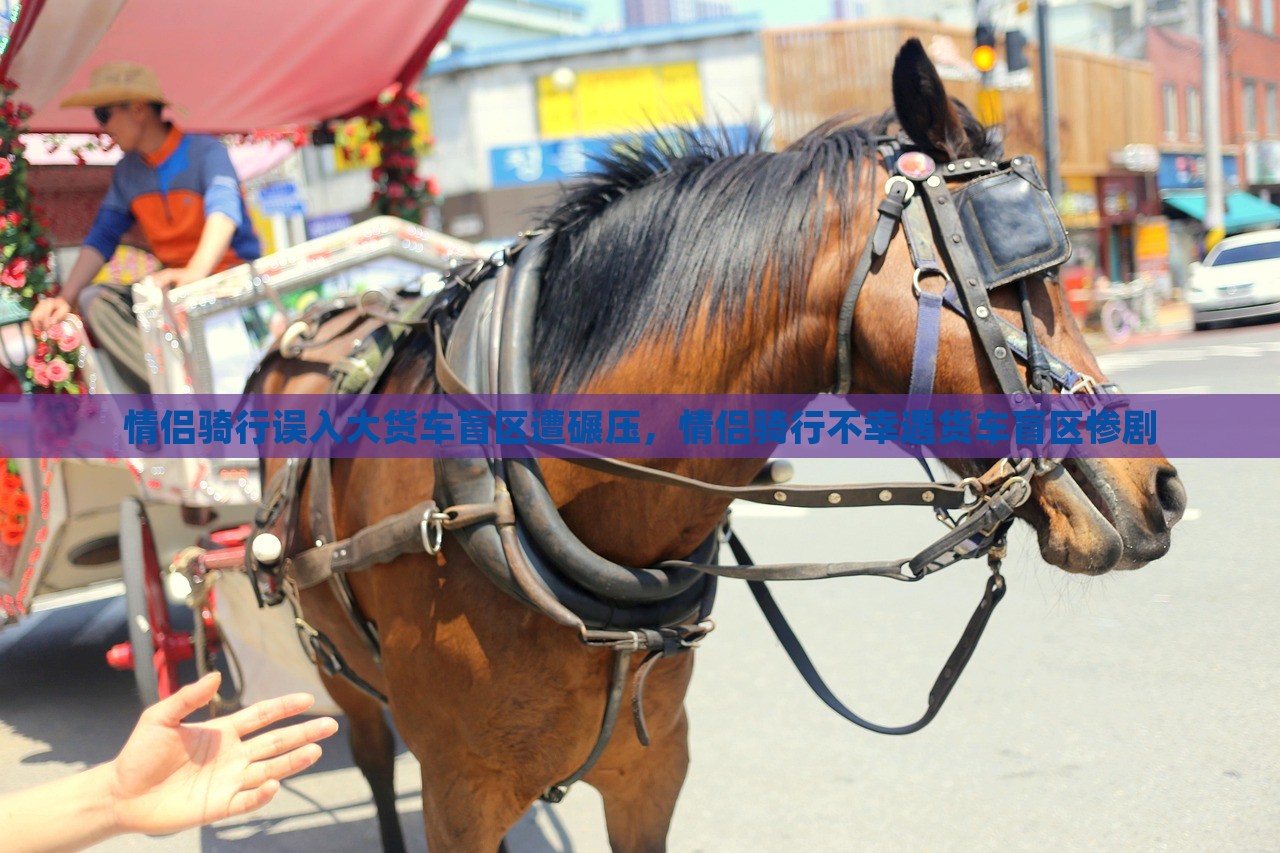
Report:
884,174,915,202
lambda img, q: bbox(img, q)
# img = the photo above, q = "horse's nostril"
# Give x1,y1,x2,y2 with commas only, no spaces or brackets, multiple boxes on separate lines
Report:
1155,468,1187,528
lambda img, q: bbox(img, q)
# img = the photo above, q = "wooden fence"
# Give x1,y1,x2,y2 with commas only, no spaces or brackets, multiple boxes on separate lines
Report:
763,19,1156,178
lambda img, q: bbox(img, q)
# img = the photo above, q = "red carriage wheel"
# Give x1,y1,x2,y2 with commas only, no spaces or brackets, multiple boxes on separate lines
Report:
118,497,190,705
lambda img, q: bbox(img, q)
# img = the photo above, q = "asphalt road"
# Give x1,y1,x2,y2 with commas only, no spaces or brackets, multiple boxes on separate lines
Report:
1,322,1277,851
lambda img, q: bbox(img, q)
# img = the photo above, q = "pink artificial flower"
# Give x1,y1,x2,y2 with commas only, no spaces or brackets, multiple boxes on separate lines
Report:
45,359,70,384
45,323,65,342
25,355,41,372
0,264,24,289
56,326,82,353
29,362,50,387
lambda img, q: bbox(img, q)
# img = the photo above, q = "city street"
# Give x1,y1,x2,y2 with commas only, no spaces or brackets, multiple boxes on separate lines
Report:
1,323,1278,851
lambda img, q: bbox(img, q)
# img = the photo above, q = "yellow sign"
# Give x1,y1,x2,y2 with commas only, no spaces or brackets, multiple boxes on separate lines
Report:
537,62,704,140
247,205,277,256
1135,220,1170,262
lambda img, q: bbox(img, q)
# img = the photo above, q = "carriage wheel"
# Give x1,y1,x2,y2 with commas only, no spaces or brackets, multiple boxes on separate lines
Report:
119,497,183,705
1100,301,1134,344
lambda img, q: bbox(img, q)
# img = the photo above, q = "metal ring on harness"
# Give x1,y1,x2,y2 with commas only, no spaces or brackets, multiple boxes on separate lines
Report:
912,267,952,299
420,509,447,555
279,320,312,358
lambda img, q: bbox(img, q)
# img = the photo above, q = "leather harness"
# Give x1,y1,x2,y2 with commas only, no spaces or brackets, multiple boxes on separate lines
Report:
246,137,1121,800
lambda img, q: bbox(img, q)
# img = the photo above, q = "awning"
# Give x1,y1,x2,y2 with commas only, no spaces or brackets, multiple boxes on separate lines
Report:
0,0,468,133
1162,191,1280,234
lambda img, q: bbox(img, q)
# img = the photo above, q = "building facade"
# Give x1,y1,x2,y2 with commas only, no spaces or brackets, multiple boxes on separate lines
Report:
1145,2,1280,284
624,0,737,28
422,15,766,241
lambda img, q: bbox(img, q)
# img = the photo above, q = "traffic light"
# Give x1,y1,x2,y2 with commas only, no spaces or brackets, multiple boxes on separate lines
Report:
973,23,997,73
1006,30,1029,72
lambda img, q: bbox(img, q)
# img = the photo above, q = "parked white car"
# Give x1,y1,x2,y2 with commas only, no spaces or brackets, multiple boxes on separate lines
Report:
1187,228,1280,330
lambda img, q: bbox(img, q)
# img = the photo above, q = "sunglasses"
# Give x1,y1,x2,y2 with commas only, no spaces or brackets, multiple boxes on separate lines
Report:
93,103,127,125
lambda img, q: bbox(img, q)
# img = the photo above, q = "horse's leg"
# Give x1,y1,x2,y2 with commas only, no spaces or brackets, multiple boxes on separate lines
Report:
321,672,406,853
588,653,695,853
414,760,530,853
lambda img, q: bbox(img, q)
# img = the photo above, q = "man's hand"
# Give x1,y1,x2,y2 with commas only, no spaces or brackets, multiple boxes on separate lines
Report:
108,672,338,836
151,267,208,290
30,297,72,333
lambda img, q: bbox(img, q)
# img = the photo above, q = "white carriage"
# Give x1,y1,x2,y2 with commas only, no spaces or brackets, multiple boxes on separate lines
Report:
0,218,480,707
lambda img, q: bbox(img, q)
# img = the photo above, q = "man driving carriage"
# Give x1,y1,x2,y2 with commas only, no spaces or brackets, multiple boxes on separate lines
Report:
29,62,261,393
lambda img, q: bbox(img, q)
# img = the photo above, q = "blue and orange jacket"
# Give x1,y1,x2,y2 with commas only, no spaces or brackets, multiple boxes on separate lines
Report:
84,126,261,272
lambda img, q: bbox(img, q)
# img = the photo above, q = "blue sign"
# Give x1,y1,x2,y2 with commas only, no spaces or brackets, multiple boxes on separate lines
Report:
305,213,353,239
490,126,752,189
1157,153,1241,191
256,181,307,217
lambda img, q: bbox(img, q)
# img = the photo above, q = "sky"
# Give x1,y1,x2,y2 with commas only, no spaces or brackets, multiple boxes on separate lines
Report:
576,0,839,30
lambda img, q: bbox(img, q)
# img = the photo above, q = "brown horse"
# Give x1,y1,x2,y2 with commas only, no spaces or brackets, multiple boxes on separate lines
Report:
251,40,1185,852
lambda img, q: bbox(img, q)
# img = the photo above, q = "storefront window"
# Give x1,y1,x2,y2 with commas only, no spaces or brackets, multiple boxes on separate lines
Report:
1267,83,1279,137
1238,0,1254,27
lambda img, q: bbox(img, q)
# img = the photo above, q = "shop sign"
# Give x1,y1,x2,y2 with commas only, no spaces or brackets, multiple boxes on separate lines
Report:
1157,152,1241,190
1057,176,1100,227
489,125,750,189
1097,175,1143,224
256,181,307,217
1135,219,1173,297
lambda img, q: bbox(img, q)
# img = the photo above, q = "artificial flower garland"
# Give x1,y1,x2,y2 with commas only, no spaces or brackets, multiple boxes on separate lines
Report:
0,458,30,550
367,84,440,224
1,76,80,392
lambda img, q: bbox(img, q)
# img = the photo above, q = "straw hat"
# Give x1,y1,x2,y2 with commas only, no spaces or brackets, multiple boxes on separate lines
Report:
60,61,169,108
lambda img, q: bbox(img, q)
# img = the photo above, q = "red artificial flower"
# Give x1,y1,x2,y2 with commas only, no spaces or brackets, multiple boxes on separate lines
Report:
377,82,402,105
426,176,440,196
0,159,10,178
1,522,24,546
8,493,30,516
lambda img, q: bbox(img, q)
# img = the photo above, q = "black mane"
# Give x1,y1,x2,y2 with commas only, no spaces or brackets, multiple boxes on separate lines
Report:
529,107,999,392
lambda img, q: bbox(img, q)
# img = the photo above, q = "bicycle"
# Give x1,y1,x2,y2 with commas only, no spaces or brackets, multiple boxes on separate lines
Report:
1095,278,1155,344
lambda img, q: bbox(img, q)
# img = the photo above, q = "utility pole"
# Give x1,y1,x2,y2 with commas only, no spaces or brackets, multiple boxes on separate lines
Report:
1036,0,1062,201
1201,0,1226,251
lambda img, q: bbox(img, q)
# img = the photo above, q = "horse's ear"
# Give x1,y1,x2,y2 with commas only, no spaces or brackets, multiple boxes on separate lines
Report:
891,38,968,161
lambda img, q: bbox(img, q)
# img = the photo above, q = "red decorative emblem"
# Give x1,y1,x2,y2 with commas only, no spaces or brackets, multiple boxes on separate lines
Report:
897,151,936,180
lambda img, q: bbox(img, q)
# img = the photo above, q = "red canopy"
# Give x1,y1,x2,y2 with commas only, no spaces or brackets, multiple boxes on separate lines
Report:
1,0,467,133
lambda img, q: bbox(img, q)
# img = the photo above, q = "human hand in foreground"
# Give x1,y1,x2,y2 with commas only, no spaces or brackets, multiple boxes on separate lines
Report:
150,267,206,290
29,297,72,333
0,671,339,852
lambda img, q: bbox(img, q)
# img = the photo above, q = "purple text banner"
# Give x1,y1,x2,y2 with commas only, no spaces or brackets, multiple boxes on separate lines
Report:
0,393,1275,459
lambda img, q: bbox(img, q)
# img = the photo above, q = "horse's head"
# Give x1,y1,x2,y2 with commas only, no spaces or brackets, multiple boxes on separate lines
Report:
843,39,1185,574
